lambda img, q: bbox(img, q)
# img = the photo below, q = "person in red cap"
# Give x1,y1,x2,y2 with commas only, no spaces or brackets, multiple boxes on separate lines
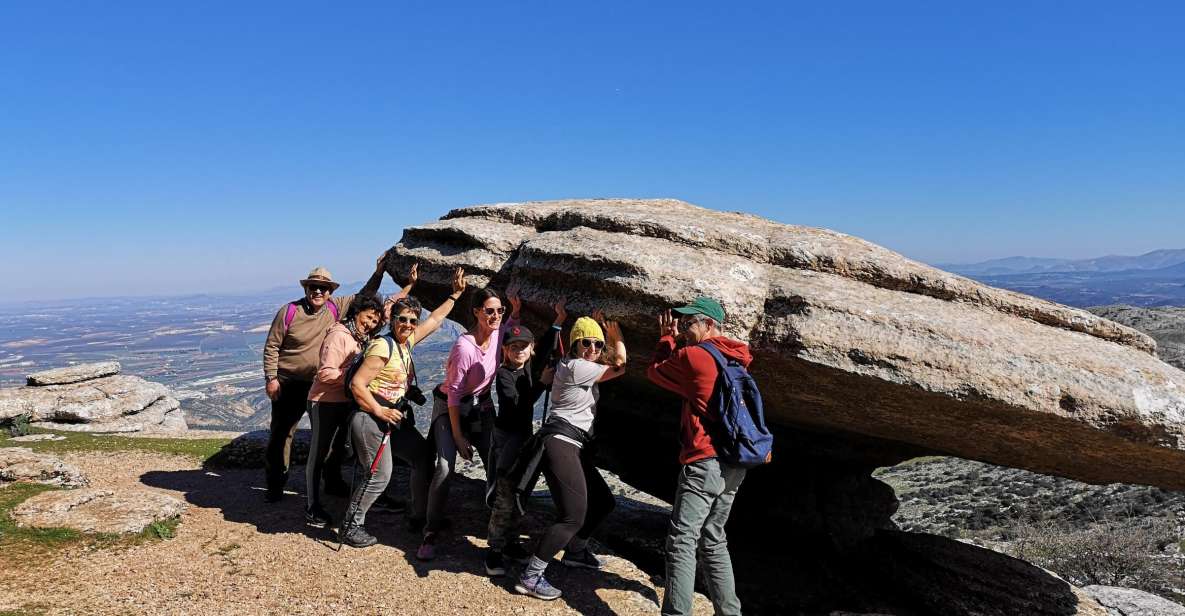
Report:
648,296,752,616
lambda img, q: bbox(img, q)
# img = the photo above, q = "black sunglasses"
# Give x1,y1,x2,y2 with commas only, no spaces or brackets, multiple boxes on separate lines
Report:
579,338,605,350
482,307,507,316
396,315,419,325
307,285,332,294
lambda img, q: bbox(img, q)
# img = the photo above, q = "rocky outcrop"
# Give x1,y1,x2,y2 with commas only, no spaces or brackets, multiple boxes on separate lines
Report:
11,487,185,534
1089,306,1185,371
383,198,1185,614
0,447,87,488
26,361,121,386
0,362,187,434
203,429,310,468
1082,585,1185,616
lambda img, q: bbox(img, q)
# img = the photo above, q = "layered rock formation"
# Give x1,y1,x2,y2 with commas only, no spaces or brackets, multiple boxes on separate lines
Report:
382,198,1185,614
0,362,188,434
1089,305,1185,371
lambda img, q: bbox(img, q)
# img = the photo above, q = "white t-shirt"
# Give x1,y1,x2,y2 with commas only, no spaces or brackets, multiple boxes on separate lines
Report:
547,358,609,446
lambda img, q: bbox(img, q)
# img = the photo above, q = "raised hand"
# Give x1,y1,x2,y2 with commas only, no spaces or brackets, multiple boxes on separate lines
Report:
591,308,606,326
451,267,467,296
659,310,679,338
553,297,568,326
405,262,419,288
376,249,392,273
507,283,522,317
604,320,624,344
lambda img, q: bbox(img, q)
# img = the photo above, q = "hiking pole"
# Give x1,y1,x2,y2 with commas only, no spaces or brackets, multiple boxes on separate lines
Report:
335,420,393,551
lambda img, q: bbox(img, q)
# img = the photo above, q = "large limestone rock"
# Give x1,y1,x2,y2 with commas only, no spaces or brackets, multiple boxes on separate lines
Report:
1082,585,1185,616
385,199,1185,489
11,487,185,534
0,362,187,434
26,361,121,386
0,447,87,488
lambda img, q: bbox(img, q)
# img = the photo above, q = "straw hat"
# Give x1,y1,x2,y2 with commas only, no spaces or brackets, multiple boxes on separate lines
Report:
300,267,341,292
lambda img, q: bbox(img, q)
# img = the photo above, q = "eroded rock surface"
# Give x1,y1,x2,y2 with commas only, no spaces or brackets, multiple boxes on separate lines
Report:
1089,306,1185,371
1083,585,1185,616
0,362,187,434
11,487,185,534
0,447,87,488
386,199,1185,490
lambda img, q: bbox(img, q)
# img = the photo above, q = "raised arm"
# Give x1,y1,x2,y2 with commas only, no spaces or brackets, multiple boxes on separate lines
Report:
413,266,466,342
597,320,628,383
358,249,393,298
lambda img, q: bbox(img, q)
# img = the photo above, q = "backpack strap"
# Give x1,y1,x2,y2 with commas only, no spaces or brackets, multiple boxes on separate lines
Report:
697,342,731,374
282,302,299,333
283,299,340,333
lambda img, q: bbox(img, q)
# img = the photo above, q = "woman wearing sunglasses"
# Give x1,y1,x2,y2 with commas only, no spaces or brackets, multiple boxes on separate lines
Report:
337,265,467,549
418,285,521,560
515,311,627,601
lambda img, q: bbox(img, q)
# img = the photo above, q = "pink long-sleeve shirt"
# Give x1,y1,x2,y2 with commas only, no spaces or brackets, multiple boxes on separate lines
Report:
308,323,361,403
442,319,517,409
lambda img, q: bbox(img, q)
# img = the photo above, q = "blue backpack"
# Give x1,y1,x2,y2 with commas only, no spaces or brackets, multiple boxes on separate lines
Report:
698,343,773,468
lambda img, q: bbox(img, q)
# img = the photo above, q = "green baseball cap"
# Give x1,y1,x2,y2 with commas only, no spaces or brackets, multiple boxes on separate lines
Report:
672,296,725,323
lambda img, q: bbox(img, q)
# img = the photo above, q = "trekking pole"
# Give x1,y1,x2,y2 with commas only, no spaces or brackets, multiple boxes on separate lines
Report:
335,420,393,551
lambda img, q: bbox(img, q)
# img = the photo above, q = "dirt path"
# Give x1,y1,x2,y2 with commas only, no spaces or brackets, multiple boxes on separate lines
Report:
0,450,712,615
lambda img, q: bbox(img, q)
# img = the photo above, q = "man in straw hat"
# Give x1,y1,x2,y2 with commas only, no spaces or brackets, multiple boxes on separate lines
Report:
261,251,396,503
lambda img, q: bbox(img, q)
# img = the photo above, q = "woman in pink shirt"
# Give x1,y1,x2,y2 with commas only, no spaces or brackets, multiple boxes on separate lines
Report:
418,286,520,560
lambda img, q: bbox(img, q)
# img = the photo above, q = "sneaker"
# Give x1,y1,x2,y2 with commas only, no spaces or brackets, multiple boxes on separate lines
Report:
304,505,332,528
373,493,407,513
515,572,562,601
342,525,378,548
561,548,604,569
484,549,506,577
416,532,438,561
503,541,531,563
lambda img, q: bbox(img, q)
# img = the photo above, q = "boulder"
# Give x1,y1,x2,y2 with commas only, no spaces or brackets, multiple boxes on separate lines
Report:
1082,585,1185,616
0,363,188,434
1089,306,1185,371
11,487,186,534
26,361,121,386
384,199,1185,490
0,447,87,488
204,429,310,468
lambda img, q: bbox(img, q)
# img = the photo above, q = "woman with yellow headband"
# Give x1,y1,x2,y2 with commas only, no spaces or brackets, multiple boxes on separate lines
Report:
515,311,627,601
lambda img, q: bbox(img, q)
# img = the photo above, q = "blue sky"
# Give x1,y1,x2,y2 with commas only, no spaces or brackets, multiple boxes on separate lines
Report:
2,2,1183,301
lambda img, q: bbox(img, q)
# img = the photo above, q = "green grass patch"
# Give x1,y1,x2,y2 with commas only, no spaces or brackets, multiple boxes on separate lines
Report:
5,428,231,463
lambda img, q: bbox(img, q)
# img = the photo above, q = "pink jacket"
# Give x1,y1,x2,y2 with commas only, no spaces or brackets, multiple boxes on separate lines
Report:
308,323,361,403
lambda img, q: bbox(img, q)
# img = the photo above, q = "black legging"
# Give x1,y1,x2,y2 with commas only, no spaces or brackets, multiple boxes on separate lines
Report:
535,436,616,560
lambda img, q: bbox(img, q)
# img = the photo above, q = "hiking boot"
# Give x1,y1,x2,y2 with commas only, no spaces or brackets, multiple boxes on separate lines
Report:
304,505,332,528
504,541,531,563
373,493,407,513
416,532,438,561
484,549,506,577
515,572,562,601
342,525,378,548
561,548,604,569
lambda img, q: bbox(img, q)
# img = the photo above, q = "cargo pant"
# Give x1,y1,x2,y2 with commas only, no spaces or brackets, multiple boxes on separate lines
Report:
661,457,746,616
486,427,528,550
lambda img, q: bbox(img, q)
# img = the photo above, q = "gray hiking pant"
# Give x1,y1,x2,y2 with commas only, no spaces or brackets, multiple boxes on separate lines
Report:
486,427,528,550
662,457,746,616
346,408,431,528
425,407,493,534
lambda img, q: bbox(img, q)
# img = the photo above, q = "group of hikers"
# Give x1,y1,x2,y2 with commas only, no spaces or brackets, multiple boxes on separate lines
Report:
261,251,768,616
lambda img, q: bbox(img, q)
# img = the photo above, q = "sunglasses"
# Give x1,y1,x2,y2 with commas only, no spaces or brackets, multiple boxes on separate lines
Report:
307,285,332,295
579,338,605,350
679,315,707,329
396,315,419,325
481,307,507,316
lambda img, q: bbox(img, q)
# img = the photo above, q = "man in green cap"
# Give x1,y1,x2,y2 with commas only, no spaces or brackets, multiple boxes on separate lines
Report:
648,296,752,616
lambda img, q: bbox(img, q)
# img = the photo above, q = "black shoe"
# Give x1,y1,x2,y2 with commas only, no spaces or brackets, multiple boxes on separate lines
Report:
342,525,378,548
264,488,283,503
485,549,507,577
504,541,531,563
305,505,332,528
373,493,407,513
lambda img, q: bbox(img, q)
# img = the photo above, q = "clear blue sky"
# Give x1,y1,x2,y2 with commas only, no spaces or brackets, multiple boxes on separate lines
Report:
3,2,1183,301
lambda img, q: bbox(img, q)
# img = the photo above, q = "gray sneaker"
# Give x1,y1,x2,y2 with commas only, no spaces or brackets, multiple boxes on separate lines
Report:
342,525,378,548
515,572,562,601
560,548,604,569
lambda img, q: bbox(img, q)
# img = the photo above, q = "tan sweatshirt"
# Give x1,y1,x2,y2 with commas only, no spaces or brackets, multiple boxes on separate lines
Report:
262,295,356,383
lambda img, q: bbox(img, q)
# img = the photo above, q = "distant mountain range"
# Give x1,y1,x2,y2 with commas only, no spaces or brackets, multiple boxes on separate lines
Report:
939,249,1185,276
936,249,1185,308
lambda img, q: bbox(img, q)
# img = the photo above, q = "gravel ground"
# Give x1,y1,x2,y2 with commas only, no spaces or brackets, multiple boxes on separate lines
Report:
0,449,712,615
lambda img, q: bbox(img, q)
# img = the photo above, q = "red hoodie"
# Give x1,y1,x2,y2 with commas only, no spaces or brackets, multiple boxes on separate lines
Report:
647,335,754,465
